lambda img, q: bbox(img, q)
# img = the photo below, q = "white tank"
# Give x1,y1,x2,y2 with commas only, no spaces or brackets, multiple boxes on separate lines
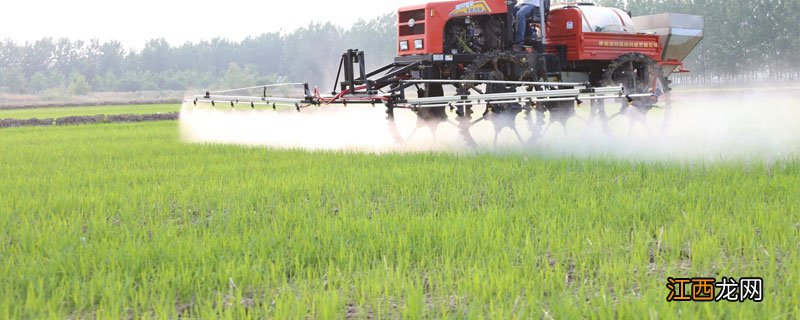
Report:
554,4,637,33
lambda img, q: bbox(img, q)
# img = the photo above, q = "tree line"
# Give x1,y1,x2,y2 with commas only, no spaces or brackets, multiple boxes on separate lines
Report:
1,1,798,95
0,14,395,95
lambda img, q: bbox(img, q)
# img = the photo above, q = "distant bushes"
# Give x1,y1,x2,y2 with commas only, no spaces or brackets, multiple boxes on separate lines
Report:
0,112,179,128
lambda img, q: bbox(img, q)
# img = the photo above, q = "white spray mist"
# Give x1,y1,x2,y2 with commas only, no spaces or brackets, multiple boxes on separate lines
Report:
179,88,800,161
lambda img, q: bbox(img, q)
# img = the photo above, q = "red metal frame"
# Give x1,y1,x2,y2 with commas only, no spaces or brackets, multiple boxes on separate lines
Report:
397,0,509,56
545,7,662,62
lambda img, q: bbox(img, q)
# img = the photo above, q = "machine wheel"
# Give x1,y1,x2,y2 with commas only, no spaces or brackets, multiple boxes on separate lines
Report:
460,52,546,145
602,52,666,136
386,83,450,145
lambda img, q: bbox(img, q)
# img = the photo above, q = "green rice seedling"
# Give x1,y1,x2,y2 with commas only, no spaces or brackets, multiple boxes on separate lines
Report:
0,121,797,318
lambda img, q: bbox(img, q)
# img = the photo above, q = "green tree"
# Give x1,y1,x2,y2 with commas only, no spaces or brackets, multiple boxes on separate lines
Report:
54,38,90,81
343,13,396,71
238,33,284,75
116,70,161,92
4,67,27,93
217,62,259,89
96,40,125,75
67,72,91,95
280,22,347,89
141,38,172,73
92,72,120,92
22,38,56,77
0,40,23,84
28,72,57,93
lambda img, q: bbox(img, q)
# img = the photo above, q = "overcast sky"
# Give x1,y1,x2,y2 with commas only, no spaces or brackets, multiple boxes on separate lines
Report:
1,0,427,50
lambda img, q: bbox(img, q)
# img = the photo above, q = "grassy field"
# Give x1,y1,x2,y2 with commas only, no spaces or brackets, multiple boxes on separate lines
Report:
1,121,798,318
0,104,179,119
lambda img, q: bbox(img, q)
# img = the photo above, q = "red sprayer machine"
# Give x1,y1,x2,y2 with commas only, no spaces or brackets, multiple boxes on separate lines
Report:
193,1,704,145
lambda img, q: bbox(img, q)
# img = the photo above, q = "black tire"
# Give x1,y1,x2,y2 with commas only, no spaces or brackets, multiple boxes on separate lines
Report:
461,52,550,145
602,52,664,110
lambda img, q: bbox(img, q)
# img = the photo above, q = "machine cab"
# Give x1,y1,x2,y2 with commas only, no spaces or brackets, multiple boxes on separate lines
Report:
397,0,511,55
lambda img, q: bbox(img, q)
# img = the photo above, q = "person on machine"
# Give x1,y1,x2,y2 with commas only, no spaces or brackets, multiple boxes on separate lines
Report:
513,0,541,51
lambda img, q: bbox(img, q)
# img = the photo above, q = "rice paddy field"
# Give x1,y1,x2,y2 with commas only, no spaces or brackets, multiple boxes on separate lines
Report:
1,114,798,318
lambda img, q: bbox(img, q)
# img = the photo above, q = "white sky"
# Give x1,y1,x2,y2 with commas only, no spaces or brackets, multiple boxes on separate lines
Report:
1,0,426,50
